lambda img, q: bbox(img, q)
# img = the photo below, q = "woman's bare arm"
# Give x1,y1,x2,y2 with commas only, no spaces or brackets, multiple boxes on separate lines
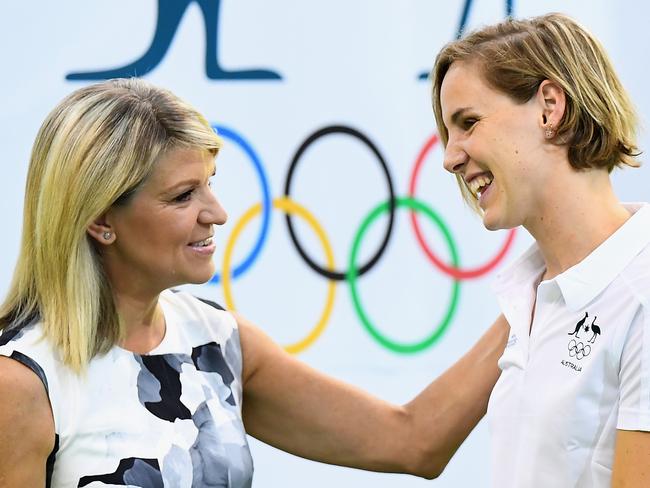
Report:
0,356,54,487
240,313,508,478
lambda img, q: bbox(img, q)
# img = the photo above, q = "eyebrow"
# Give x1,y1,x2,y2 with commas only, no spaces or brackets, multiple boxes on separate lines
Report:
162,164,217,195
163,179,200,194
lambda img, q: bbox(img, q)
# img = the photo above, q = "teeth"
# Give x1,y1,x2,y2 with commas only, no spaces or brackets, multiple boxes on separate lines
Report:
468,174,493,196
191,237,212,247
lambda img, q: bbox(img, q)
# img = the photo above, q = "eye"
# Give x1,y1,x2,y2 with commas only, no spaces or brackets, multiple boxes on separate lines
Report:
173,189,194,203
462,117,478,130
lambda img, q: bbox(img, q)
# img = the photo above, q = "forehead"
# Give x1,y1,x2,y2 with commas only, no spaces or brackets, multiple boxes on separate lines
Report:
440,61,506,120
148,147,215,185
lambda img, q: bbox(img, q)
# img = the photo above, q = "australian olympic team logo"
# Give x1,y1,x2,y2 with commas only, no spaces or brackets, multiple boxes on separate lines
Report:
211,124,517,355
566,312,601,362
66,0,515,82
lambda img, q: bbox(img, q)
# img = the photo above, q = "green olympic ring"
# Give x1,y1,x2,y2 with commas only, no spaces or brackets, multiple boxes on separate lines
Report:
347,197,461,353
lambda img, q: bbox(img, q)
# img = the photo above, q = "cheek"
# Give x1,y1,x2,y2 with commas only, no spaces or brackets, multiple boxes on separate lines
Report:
154,208,193,234
155,220,193,249
121,212,189,254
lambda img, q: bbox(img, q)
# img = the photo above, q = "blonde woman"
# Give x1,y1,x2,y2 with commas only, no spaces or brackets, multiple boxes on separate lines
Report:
0,78,507,487
432,13,650,487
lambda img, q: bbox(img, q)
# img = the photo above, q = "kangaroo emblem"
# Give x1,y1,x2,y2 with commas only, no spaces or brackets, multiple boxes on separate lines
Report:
66,0,282,81
569,312,588,338
588,316,601,343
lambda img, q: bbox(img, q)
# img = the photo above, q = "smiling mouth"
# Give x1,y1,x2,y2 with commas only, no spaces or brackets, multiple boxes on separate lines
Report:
189,237,213,247
468,173,494,198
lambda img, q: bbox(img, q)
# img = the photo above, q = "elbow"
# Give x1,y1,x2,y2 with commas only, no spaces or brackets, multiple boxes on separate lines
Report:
422,469,443,481
392,406,453,479
401,434,451,479
407,452,447,480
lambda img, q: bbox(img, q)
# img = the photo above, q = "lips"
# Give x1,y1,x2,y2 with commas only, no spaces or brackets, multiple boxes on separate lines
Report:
188,236,213,247
187,236,216,257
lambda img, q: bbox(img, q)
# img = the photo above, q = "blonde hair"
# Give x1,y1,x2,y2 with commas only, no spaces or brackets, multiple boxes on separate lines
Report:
431,13,640,207
0,78,221,372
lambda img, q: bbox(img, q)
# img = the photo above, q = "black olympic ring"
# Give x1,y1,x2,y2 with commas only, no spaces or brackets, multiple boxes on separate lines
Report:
283,125,396,281
568,339,591,360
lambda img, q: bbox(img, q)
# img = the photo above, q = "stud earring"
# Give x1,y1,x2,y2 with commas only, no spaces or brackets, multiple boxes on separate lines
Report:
545,124,555,139
102,231,112,240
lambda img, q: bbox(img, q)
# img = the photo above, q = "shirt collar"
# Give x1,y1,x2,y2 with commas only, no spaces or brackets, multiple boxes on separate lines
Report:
494,203,650,311
492,241,545,295
555,202,650,311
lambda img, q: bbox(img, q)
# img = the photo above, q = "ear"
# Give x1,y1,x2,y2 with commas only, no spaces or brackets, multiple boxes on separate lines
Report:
536,80,566,132
87,213,116,245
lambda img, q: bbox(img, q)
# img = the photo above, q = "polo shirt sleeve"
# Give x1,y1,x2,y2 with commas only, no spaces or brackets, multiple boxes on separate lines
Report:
617,306,650,431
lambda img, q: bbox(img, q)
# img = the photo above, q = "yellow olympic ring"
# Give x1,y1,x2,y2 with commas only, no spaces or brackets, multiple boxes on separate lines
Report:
222,197,336,354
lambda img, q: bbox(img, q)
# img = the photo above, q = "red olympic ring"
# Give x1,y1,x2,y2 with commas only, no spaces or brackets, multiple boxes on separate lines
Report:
407,134,517,280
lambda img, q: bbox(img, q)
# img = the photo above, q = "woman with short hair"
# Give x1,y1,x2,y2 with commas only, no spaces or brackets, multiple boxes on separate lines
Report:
432,12,649,487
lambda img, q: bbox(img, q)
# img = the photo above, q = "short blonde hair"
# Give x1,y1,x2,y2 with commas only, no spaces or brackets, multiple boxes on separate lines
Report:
0,78,221,372
431,13,640,205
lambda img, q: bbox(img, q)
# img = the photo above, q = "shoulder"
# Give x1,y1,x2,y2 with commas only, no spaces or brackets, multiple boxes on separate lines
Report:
620,243,650,307
0,355,54,482
163,289,236,330
162,289,242,361
0,354,52,420
0,316,60,389
0,313,39,348
230,311,293,388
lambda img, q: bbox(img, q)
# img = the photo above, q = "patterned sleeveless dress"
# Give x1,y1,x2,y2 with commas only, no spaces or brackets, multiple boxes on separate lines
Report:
0,289,254,487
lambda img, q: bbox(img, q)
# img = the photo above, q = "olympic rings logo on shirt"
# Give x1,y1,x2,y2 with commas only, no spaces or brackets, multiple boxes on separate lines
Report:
210,124,517,355
568,339,591,360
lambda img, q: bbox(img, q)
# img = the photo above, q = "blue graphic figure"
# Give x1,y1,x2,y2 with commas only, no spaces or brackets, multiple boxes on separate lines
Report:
66,0,281,81
418,0,514,80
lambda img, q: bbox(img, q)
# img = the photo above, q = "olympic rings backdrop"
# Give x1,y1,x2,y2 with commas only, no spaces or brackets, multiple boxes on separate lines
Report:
2,1,649,487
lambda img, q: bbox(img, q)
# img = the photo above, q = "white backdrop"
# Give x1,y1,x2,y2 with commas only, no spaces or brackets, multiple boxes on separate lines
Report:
2,1,649,486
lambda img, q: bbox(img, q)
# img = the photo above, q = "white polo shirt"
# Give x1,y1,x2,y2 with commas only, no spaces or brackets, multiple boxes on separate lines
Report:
488,203,650,488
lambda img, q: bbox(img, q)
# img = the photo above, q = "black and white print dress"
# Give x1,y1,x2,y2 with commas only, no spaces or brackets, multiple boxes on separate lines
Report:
0,290,254,487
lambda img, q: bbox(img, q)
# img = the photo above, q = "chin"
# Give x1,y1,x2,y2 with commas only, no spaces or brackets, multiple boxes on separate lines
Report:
192,271,216,285
481,210,512,232
182,265,217,285
483,222,501,231
481,213,500,231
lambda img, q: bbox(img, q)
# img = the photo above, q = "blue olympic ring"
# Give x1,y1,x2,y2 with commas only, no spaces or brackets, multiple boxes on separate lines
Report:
209,124,272,284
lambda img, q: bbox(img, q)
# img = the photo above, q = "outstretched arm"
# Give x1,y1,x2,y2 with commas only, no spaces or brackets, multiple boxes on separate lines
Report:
239,313,508,478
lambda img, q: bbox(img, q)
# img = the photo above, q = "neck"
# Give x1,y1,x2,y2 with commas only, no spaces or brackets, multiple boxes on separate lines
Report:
523,167,630,280
106,275,167,353
114,292,166,353
101,257,169,352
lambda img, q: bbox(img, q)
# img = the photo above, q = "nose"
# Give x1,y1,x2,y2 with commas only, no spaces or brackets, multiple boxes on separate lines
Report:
200,191,228,226
442,136,468,174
